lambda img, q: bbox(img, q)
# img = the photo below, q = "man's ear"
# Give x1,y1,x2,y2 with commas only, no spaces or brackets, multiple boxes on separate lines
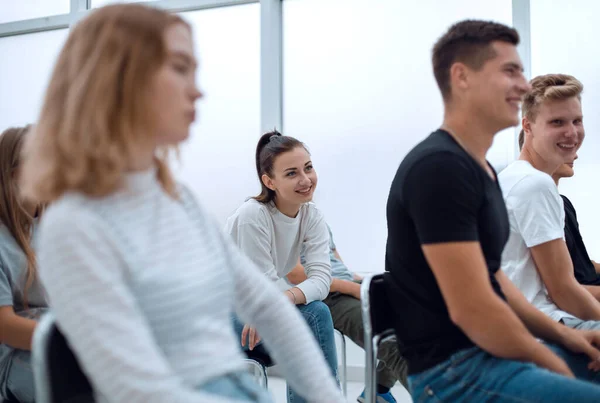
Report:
449,62,470,93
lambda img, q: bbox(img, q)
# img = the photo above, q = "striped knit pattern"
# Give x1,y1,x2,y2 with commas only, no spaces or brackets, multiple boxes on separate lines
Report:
36,169,344,403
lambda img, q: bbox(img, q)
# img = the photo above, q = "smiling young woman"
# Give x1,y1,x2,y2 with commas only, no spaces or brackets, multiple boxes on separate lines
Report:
225,131,340,403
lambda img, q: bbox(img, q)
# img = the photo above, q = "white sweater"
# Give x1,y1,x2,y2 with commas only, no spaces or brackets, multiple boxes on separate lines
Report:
36,169,344,403
224,199,331,303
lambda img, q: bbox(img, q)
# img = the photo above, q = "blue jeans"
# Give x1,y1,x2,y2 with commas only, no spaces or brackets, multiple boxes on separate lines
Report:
233,301,339,403
197,371,273,402
561,317,600,331
408,345,600,402
1,350,35,403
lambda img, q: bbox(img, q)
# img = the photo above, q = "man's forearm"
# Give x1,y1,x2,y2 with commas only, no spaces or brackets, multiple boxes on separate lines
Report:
530,241,600,321
551,283,600,321
455,294,562,370
330,278,360,299
497,271,567,343
583,285,600,303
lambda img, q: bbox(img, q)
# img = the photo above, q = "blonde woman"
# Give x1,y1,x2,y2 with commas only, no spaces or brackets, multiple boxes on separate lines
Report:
19,5,344,403
0,126,46,403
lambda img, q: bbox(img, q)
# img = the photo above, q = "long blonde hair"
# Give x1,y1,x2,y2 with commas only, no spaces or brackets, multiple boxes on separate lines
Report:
0,126,40,306
20,4,189,203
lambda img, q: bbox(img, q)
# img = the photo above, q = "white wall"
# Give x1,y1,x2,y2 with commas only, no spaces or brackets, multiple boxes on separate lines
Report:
0,0,69,23
0,0,520,268
0,29,68,128
172,4,261,225
92,0,149,7
282,0,514,275
530,0,599,260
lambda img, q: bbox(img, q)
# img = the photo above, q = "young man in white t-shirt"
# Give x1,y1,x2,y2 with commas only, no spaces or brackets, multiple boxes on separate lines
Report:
499,73,600,330
517,131,600,302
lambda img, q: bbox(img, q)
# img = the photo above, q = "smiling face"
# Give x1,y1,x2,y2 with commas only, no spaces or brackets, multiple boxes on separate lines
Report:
261,146,317,208
455,41,530,132
554,154,578,180
524,96,584,170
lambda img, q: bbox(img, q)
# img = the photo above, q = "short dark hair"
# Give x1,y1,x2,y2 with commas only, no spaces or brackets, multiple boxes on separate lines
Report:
253,130,307,204
432,20,520,100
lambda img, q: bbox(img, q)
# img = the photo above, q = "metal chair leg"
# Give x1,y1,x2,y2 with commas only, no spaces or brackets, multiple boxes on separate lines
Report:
261,362,268,389
335,329,347,397
244,358,268,389
335,329,348,397
370,343,379,403
364,345,377,403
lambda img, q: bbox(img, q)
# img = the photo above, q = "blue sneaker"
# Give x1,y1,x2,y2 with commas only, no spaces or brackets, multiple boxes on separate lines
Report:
357,389,397,403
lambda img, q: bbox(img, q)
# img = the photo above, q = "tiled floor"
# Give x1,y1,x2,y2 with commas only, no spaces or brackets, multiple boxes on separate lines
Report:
0,379,413,403
268,376,413,403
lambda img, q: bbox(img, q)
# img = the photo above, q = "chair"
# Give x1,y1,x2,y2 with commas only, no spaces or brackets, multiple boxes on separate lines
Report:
244,345,273,388
32,313,95,403
244,329,347,396
361,273,396,403
335,328,347,397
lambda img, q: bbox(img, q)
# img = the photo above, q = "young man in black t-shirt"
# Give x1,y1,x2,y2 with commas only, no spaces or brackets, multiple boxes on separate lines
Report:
384,19,600,402
554,163,600,300
561,191,600,293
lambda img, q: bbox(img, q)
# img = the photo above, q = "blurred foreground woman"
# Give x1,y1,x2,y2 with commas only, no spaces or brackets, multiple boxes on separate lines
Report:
19,5,344,403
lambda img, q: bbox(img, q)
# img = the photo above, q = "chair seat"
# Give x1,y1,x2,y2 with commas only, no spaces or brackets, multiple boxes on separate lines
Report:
244,345,274,367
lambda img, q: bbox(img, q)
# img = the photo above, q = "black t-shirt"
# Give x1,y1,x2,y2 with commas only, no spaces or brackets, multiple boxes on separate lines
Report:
384,130,509,375
562,195,600,286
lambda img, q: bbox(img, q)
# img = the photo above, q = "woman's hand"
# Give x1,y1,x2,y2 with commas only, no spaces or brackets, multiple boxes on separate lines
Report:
241,325,261,350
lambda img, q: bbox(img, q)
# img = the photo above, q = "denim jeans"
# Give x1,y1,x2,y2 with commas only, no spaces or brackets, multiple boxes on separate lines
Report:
1,350,35,403
561,317,600,331
408,345,600,402
197,371,274,402
233,300,339,403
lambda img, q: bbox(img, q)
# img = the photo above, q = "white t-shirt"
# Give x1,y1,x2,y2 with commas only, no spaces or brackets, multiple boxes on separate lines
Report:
498,160,574,322
224,199,331,303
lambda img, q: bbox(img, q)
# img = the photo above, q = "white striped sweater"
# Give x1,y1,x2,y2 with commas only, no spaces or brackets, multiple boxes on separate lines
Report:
36,168,344,403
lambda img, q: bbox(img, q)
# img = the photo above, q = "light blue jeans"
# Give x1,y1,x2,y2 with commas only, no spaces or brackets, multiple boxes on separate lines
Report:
233,301,339,403
0,350,35,403
408,344,600,402
197,371,273,402
562,317,600,331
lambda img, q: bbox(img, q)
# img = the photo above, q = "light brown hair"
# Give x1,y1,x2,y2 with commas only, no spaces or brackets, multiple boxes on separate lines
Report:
20,4,190,203
0,126,40,306
519,74,583,149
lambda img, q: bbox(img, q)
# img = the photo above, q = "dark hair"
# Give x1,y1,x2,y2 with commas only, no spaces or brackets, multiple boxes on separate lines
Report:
432,19,520,101
518,129,525,150
254,130,306,204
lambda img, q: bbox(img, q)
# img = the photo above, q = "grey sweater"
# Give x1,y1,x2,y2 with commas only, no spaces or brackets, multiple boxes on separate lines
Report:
36,169,344,403
0,221,48,390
